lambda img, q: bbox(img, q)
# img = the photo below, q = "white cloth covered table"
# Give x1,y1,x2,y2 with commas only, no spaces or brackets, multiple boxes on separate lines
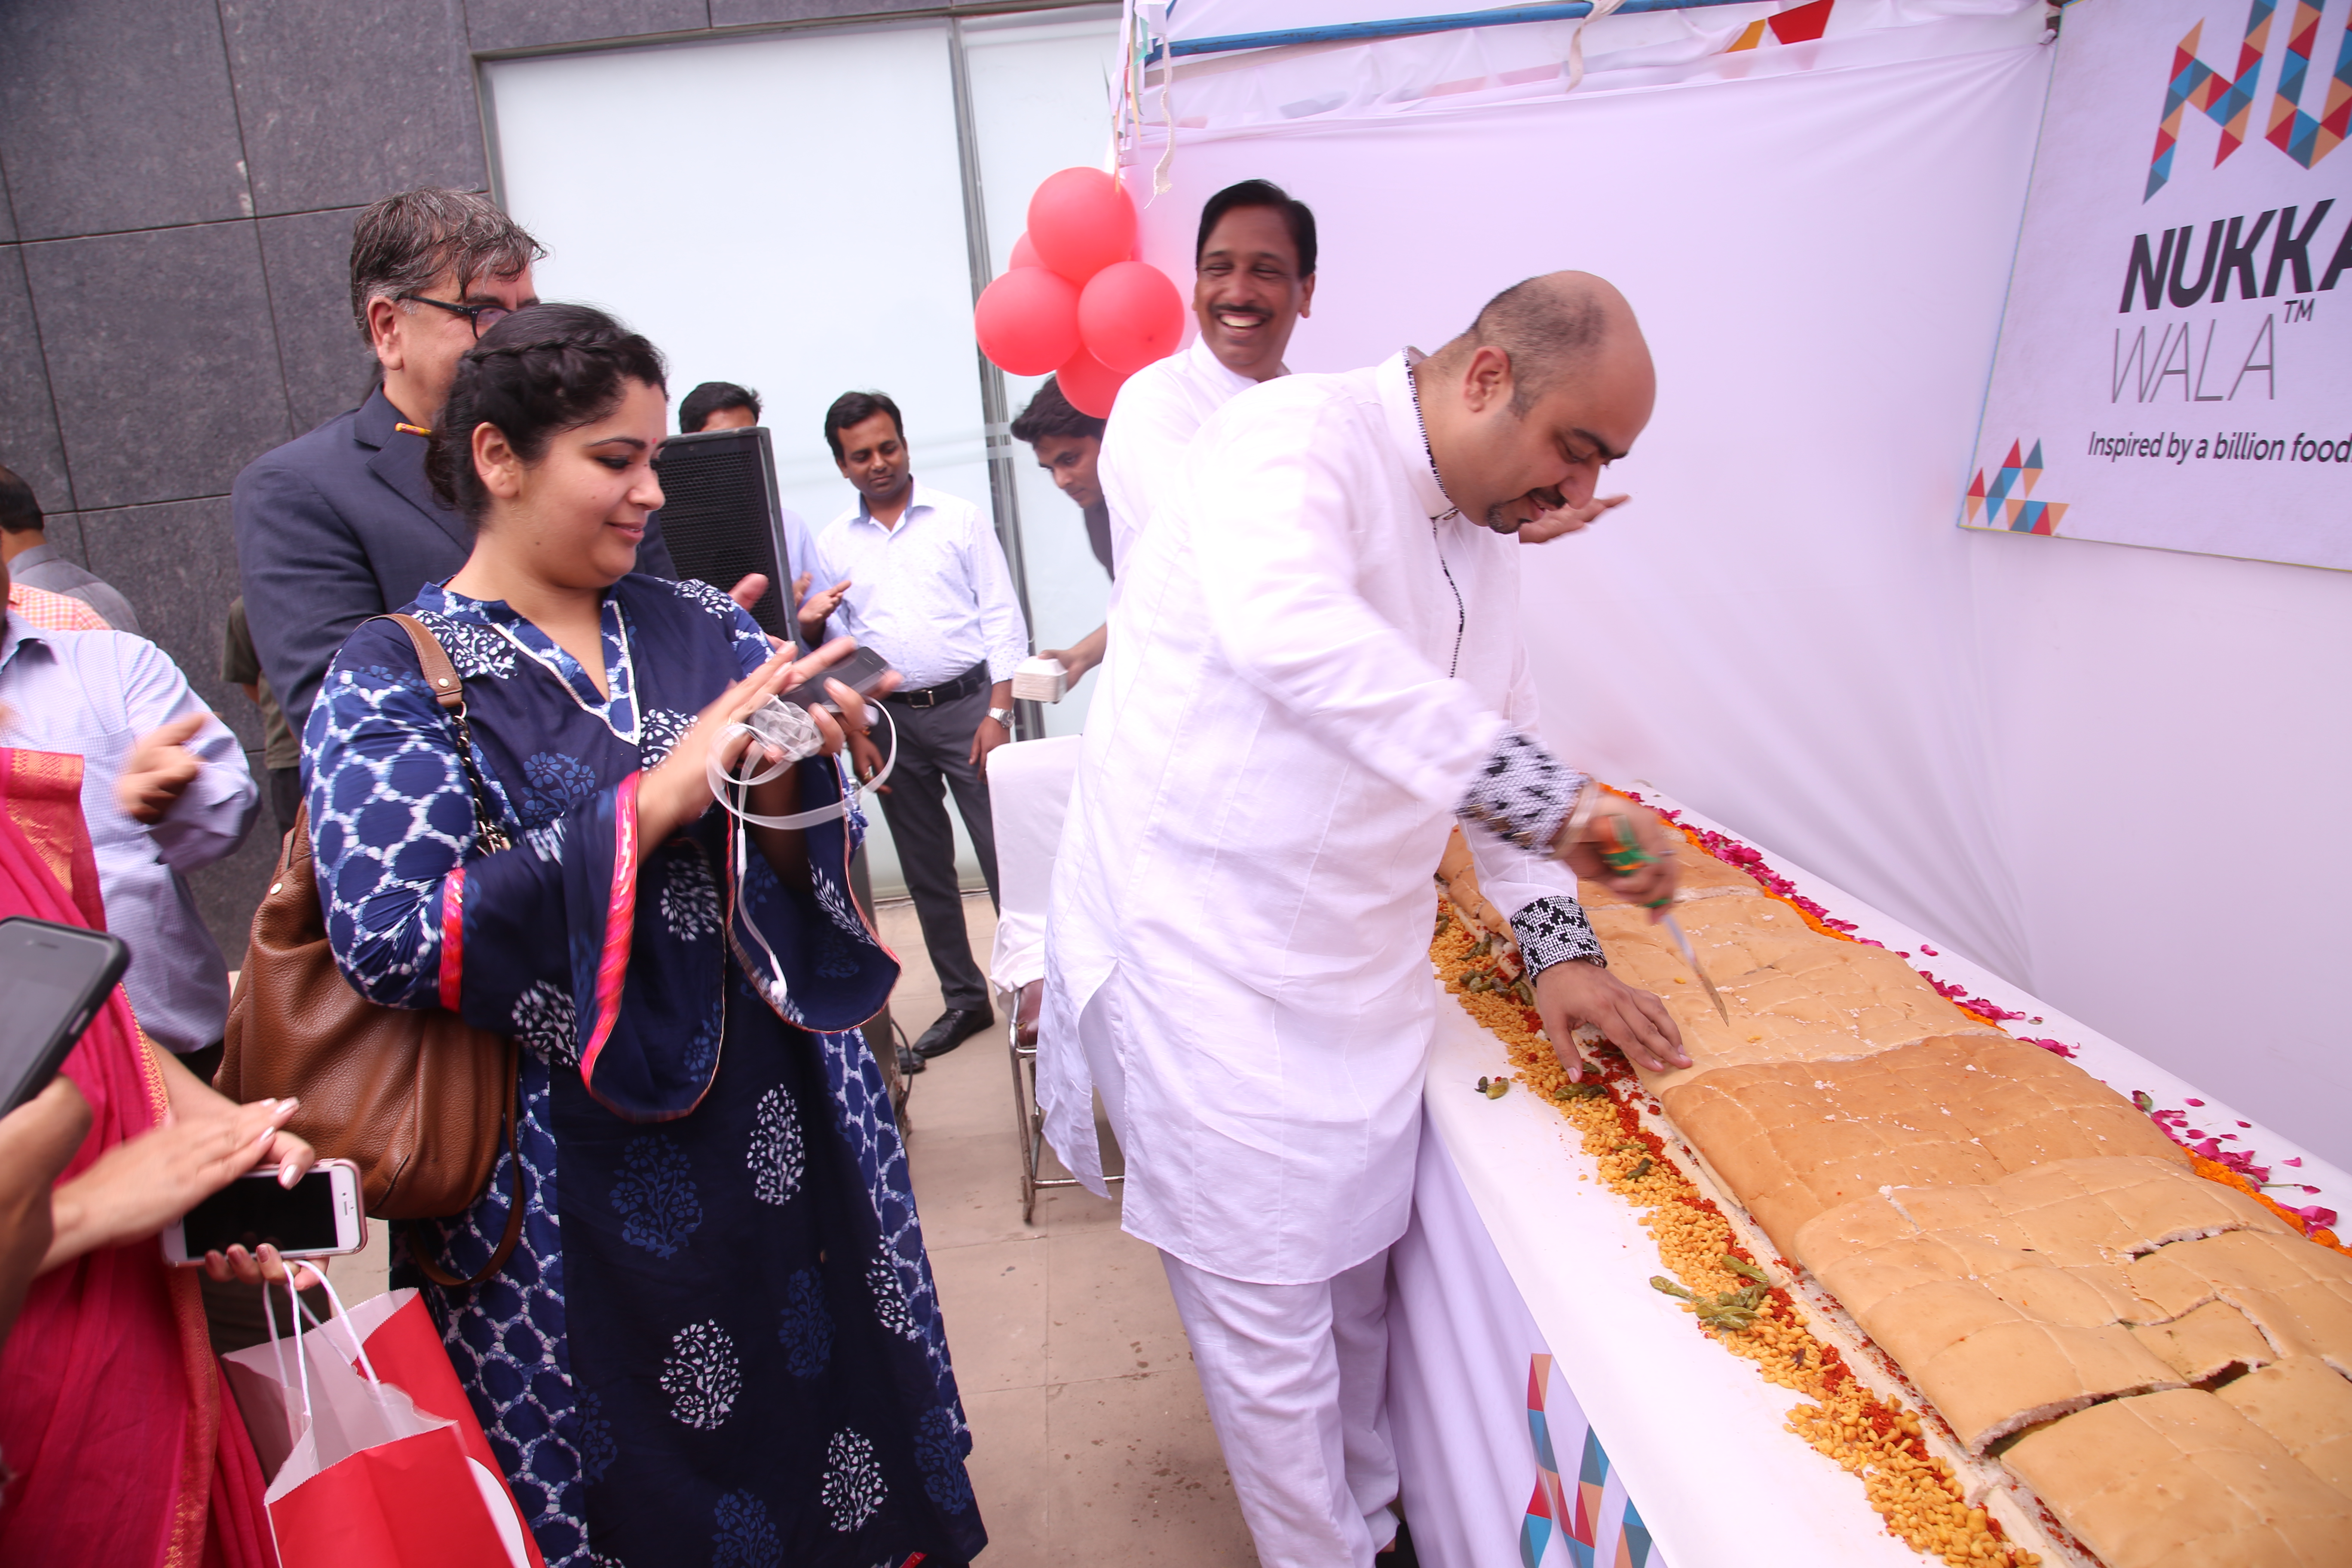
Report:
1390,792,2346,1568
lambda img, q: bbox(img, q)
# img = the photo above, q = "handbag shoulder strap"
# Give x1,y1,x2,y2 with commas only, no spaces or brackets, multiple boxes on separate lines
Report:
380,611,465,711
369,612,512,854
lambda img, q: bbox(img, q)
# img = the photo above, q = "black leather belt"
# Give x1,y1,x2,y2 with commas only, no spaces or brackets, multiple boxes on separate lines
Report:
883,662,987,709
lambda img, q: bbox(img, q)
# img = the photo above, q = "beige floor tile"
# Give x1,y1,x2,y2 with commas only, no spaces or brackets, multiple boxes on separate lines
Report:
1046,1226,1193,1386
929,1236,1051,1393
1043,1372,1256,1565
910,1130,1045,1249
891,892,1253,1562
962,1384,1052,1560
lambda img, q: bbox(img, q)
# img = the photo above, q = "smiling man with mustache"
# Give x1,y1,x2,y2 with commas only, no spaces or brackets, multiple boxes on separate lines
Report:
1095,179,1321,579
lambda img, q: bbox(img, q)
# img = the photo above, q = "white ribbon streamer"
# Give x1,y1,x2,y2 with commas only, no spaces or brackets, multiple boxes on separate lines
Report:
704,703,898,830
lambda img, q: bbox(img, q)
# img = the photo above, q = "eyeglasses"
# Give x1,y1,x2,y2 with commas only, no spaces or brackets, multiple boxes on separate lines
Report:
399,294,514,339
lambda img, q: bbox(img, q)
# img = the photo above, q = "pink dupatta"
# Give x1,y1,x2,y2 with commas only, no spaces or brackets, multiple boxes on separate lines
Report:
0,748,274,1567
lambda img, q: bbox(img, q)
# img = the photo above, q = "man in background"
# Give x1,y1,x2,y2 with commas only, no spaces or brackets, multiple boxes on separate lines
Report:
0,466,139,634
233,187,685,751
1098,178,1320,576
674,379,822,628
678,379,761,434
803,392,1028,1065
1008,377,1112,686
221,597,300,844
0,551,257,1080
1028,182,1320,689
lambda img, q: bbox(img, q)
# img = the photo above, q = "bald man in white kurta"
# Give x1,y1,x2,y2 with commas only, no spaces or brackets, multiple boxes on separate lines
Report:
1037,349,1613,1562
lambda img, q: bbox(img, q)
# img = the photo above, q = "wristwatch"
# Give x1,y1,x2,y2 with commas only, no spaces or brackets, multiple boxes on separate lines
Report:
986,706,1015,728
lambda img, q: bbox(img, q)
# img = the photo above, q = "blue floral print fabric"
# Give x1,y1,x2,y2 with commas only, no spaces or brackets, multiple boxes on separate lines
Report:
305,574,983,1568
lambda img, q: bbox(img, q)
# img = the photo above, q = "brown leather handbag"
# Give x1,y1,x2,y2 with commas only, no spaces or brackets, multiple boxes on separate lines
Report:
219,614,524,1286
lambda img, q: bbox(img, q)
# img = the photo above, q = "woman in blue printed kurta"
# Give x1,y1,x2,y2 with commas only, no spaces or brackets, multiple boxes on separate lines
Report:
303,305,982,1568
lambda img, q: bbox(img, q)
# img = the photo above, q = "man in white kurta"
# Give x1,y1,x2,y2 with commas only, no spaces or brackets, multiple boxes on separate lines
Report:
1038,274,1688,1563
1096,178,1317,577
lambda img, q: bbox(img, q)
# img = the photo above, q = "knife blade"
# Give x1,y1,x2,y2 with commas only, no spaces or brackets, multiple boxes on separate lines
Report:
1597,816,1731,1025
1663,913,1732,1025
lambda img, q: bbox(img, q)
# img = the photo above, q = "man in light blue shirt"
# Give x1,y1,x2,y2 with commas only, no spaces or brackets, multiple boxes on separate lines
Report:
0,553,258,1067
802,391,1029,1063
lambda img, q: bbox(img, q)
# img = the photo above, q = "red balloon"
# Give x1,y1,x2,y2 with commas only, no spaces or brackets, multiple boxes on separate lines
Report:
1027,168,1137,285
1009,231,1040,270
973,266,1080,377
1056,346,1128,419
1078,261,1187,375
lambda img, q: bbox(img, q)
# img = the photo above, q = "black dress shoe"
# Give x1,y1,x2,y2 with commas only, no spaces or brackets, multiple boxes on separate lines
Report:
914,1005,994,1060
894,1041,925,1077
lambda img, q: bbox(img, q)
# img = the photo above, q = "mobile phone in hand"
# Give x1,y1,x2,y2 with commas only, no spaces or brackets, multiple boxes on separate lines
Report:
776,646,895,712
0,916,131,1117
160,1158,366,1265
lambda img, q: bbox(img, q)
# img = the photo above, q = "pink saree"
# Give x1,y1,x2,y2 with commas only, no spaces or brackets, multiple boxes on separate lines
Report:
0,748,275,1567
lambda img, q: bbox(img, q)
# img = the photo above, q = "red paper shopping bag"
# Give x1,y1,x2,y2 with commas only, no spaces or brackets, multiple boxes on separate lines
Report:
270,1423,522,1568
222,1280,535,1568
318,1286,542,1563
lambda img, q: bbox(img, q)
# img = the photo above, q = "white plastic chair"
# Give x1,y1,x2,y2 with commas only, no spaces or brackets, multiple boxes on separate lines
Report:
986,735,1119,1222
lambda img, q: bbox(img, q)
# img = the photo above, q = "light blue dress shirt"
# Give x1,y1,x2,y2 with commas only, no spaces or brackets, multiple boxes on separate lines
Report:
0,615,259,1051
808,483,1029,692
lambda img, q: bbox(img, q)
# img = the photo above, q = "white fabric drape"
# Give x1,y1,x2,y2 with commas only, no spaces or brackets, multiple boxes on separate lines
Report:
1119,7,2352,1167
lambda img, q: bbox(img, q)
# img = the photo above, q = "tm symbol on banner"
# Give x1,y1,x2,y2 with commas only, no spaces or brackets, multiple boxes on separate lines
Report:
2283,296,2317,320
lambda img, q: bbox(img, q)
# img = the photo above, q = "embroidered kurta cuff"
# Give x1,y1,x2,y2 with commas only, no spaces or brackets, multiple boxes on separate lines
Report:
1456,730,1588,853
1510,895,1606,977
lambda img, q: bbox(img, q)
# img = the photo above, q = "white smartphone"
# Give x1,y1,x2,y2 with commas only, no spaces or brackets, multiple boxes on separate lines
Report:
160,1157,366,1265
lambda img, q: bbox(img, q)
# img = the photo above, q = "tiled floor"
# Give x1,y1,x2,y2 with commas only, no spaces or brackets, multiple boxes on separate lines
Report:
882,893,1259,1565
325,891,1256,1562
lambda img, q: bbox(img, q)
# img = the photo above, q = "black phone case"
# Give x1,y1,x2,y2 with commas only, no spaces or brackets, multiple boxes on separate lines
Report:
0,917,131,1117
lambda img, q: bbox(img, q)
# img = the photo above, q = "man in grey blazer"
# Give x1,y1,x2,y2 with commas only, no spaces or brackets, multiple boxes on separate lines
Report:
233,189,684,759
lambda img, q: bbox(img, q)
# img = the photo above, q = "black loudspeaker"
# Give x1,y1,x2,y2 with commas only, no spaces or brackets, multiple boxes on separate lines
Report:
652,426,793,640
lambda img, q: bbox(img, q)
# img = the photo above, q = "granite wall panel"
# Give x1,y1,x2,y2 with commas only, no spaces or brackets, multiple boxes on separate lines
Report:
709,0,933,26
464,0,710,54
260,206,380,436
78,496,260,753
0,0,255,240
187,807,281,979
21,221,293,511
0,245,77,515
220,0,487,216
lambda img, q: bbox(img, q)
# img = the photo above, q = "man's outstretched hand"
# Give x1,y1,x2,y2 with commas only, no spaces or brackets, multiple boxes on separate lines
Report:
116,714,208,824
1533,959,1689,1080
1519,492,1629,544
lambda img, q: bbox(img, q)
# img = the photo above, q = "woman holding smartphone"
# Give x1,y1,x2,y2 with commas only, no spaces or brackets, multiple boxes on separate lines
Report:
0,745,313,1567
304,305,982,1568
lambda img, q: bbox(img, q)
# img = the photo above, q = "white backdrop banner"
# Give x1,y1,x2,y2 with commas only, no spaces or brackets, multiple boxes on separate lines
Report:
1969,0,2352,568
1121,0,2352,1168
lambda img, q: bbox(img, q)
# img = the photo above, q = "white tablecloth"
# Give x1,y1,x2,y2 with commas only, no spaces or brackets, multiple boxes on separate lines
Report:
1386,793,2347,1568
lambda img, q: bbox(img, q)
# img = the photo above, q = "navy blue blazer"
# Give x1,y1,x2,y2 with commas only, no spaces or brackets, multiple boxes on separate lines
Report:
233,388,678,753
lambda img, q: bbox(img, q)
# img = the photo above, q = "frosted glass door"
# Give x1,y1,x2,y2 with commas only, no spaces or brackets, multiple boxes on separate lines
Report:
484,24,991,536
487,24,991,901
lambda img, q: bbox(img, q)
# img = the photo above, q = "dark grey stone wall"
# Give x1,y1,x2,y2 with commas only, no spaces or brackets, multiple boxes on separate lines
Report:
0,0,1056,969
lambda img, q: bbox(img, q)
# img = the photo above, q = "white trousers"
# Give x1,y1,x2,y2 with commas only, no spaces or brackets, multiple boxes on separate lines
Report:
1160,1248,1401,1567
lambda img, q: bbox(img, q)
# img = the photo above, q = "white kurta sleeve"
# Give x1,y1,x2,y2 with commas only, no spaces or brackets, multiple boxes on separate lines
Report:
1187,399,1509,809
